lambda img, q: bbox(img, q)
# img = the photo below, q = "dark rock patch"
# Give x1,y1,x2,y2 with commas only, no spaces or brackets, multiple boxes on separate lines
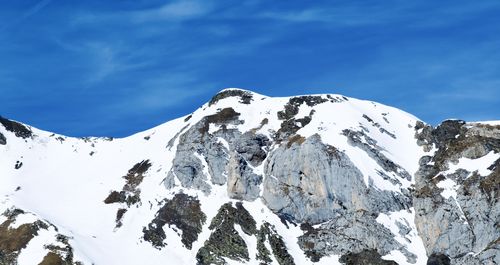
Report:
234,132,270,167
143,193,206,250
257,222,295,265
343,129,411,182
339,249,398,265
0,209,48,264
115,208,127,228
362,114,396,139
0,116,32,139
199,108,242,136
14,161,23,169
426,253,450,265
104,160,152,227
209,89,253,106
42,234,81,265
0,132,6,145
275,96,327,141
196,202,256,264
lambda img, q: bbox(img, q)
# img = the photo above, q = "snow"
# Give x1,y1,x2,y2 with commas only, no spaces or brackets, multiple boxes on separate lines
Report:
1,89,468,265
9,212,39,229
376,208,428,265
470,120,500,125
435,178,466,220
436,179,458,200
444,151,499,177
234,224,258,264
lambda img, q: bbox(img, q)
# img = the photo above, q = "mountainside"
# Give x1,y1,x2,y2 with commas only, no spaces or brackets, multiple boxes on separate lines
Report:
0,89,498,265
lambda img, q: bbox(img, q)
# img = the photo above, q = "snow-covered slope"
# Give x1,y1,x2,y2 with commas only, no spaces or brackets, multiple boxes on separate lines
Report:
0,89,498,265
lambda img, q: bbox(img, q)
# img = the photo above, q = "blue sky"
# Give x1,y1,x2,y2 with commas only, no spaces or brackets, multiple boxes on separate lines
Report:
1,0,499,137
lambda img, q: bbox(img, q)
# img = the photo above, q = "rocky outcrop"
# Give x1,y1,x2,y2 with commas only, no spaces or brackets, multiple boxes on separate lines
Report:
275,96,328,141
165,108,242,194
262,134,411,224
298,211,416,263
143,193,206,250
209,89,254,106
0,209,81,265
262,134,368,224
104,160,152,228
0,116,32,139
3,90,497,265
414,120,500,265
339,249,398,265
257,222,295,265
0,132,6,145
165,108,270,200
196,202,257,264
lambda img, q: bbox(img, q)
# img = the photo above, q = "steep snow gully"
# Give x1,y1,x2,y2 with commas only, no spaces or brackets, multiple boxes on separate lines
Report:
0,89,498,265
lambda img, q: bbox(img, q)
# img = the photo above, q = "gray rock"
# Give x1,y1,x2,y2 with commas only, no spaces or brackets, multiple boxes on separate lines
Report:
262,134,411,224
414,122,500,265
0,132,5,145
226,151,262,201
299,211,416,264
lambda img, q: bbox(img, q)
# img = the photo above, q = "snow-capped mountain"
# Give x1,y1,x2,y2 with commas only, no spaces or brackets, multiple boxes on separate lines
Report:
0,89,498,265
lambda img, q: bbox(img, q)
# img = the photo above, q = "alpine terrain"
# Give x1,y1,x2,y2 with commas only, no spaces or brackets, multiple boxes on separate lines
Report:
0,89,498,265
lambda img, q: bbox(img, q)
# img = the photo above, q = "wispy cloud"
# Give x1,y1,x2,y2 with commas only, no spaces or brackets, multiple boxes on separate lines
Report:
1,0,52,31
257,1,500,29
131,0,213,22
101,73,214,114
72,0,213,26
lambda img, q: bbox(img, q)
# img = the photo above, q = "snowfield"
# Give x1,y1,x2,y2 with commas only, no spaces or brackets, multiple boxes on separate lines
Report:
1,89,498,265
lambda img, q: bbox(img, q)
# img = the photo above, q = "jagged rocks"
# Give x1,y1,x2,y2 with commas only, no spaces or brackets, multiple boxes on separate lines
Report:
262,134,368,224
196,202,256,265
257,223,295,265
209,89,254,106
298,211,416,263
0,116,32,139
275,96,327,141
414,121,500,265
104,160,152,227
143,193,206,249
226,152,262,201
166,108,242,194
342,129,411,182
263,134,411,224
166,108,270,200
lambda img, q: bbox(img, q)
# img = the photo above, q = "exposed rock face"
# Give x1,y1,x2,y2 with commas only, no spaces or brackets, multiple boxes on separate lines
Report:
209,89,254,106
0,132,6,145
104,160,152,228
257,222,295,265
298,211,416,263
339,249,398,265
262,134,369,224
165,108,242,194
414,120,500,265
1,89,498,265
0,209,81,265
196,202,257,264
0,116,32,139
143,193,206,250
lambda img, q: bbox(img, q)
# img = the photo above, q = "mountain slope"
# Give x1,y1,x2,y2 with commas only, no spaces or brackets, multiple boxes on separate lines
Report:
0,89,498,265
